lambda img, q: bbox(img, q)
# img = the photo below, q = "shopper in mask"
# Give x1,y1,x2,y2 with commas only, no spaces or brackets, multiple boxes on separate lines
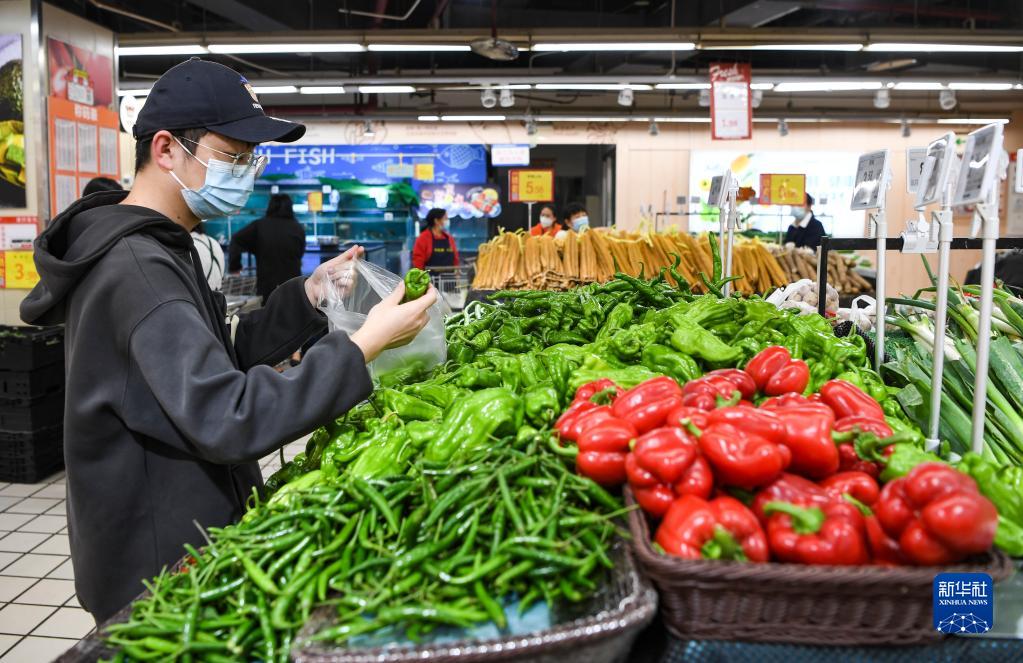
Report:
20,59,437,624
783,193,826,250
529,204,561,237
555,202,590,239
412,207,460,272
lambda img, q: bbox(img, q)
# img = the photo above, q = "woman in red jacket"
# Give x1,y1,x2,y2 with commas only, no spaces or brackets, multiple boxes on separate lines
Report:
412,208,460,271
529,205,562,237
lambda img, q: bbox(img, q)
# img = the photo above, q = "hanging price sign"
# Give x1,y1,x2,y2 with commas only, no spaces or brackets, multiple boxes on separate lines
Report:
710,62,752,141
758,174,806,206
4,250,39,289
508,169,554,203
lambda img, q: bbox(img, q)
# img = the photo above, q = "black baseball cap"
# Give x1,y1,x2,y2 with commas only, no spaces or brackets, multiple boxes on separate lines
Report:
133,58,305,144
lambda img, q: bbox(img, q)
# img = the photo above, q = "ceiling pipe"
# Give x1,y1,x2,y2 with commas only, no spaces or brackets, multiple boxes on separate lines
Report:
88,0,180,32
337,0,423,21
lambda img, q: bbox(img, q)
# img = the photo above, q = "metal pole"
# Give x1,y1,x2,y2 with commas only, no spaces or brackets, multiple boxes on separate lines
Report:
873,209,887,373
926,206,953,449
526,201,534,231
971,202,998,454
723,185,738,296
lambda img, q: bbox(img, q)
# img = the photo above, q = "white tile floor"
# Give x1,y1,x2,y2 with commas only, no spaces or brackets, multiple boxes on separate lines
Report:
0,439,304,661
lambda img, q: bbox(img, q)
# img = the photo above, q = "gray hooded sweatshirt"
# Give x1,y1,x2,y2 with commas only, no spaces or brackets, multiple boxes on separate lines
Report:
20,190,372,622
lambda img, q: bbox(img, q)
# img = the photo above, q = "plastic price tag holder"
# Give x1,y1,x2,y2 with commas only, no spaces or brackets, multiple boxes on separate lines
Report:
915,133,957,210
907,147,928,194
1015,148,1023,195
707,173,729,208
953,122,1005,208
851,149,891,211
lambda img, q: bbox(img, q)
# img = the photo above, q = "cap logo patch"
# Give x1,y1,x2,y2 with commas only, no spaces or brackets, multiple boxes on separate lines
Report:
240,76,262,109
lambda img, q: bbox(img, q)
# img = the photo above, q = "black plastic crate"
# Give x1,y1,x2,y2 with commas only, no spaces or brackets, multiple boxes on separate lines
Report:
0,326,64,371
0,391,64,431
0,425,63,483
0,363,65,401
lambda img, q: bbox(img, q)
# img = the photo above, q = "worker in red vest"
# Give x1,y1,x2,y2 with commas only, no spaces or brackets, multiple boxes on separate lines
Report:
529,205,562,237
412,208,460,271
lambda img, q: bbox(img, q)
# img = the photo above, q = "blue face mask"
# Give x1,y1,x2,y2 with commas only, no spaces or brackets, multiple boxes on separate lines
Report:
169,139,256,220
572,215,589,232
441,218,451,231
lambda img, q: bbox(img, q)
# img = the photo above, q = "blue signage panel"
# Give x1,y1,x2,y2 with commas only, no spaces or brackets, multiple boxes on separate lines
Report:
254,144,488,185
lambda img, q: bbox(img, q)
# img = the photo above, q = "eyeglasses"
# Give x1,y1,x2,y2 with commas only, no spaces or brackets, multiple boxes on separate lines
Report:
176,136,268,178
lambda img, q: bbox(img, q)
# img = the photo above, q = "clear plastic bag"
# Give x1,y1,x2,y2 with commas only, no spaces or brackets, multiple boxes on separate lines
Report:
318,258,449,383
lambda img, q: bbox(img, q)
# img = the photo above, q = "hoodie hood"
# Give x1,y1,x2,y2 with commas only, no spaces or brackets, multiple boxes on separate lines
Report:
20,191,194,326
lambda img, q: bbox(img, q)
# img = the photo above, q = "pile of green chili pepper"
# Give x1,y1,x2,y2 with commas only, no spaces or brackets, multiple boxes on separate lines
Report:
101,432,624,661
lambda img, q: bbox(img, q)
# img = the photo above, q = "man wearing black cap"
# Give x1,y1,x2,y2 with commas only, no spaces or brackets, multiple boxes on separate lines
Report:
20,59,436,623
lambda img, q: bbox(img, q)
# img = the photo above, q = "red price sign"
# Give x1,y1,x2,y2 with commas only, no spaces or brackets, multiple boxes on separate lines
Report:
508,169,554,203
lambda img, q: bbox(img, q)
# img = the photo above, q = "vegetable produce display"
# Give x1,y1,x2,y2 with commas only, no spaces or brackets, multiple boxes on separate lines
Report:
99,243,1017,660
769,245,872,296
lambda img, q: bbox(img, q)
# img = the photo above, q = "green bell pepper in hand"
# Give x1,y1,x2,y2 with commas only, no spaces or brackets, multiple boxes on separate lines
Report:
402,268,431,302
642,344,700,384
669,315,742,365
425,388,524,463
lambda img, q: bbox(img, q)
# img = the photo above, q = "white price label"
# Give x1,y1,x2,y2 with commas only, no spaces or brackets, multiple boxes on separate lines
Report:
851,150,890,211
907,148,927,194
1016,149,1023,195
915,133,957,209
953,123,1004,207
707,171,732,208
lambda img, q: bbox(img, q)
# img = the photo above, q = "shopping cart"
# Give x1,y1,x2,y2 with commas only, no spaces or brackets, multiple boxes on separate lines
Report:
429,262,474,311
220,273,258,297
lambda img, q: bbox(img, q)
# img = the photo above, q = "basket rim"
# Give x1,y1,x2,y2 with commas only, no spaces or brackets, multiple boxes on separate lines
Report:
624,487,1015,586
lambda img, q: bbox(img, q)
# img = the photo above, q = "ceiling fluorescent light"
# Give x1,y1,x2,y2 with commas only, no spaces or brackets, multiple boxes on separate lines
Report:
937,117,1010,124
653,117,711,123
948,82,1014,91
208,43,364,54
368,44,470,52
252,85,298,94
533,42,695,52
774,81,882,92
117,88,150,96
535,83,652,91
655,83,710,90
117,45,208,56
299,86,346,94
893,82,946,90
440,115,506,121
750,83,775,90
865,43,1023,53
535,116,630,122
358,85,417,93
703,43,862,51
418,115,441,121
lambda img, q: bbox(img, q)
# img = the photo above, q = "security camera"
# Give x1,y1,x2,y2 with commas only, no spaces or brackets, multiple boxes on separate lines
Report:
939,89,957,111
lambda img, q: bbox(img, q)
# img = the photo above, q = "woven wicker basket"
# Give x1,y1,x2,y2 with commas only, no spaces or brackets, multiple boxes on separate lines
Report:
625,488,1015,646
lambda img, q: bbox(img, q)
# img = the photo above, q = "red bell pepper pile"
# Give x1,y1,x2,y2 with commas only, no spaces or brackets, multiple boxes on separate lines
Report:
556,346,1000,567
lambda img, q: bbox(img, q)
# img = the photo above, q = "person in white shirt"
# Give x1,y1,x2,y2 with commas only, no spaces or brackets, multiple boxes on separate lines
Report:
191,223,225,290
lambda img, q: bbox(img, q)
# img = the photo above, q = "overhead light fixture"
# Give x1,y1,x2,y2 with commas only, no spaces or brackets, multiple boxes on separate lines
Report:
117,45,208,56
208,43,364,54
778,119,789,137
648,120,659,136
532,42,695,52
418,115,441,121
652,117,711,123
618,88,634,106
893,82,947,91
751,89,764,109
367,44,470,52
774,81,883,92
939,89,957,111
900,119,911,137
655,83,710,90
935,118,1008,124
873,89,891,109
499,88,515,108
358,85,416,93
702,43,863,51
299,86,346,94
117,88,151,97
866,58,919,72
362,121,375,137
525,117,538,135
948,82,1014,91
535,83,652,91
750,83,775,90
480,88,497,108
864,43,1023,53
535,116,630,122
698,89,710,107
252,85,298,94
440,115,507,121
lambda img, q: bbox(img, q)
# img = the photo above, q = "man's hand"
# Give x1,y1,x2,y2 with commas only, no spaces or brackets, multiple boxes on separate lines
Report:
350,283,439,363
305,245,364,308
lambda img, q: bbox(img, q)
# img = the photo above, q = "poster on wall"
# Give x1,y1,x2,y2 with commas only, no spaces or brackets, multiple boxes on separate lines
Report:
416,183,501,220
254,144,487,185
48,96,120,216
689,151,862,237
46,37,114,109
0,34,25,209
